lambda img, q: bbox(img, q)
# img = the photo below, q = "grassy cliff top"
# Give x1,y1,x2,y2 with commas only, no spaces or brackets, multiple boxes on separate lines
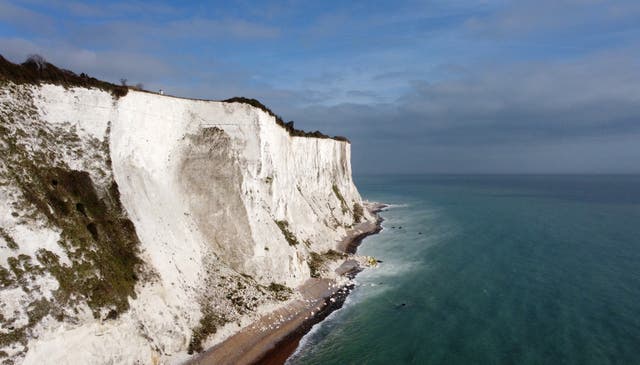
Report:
0,55,128,98
0,54,350,143
223,97,350,143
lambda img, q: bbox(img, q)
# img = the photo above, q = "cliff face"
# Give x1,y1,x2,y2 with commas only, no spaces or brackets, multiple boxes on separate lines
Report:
0,80,373,364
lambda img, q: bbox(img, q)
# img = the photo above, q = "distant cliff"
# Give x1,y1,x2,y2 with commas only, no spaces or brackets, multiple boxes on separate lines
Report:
0,58,374,364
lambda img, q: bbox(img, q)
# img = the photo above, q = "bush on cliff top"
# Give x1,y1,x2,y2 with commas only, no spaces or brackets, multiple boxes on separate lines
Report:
0,54,128,98
223,97,350,143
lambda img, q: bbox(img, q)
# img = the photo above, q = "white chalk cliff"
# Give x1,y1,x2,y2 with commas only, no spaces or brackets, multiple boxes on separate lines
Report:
0,78,374,364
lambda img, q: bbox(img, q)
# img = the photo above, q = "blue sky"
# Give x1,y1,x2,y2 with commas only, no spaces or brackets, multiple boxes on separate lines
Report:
1,0,640,173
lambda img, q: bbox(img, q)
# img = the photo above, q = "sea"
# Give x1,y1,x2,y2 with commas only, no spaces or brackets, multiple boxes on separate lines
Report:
287,174,640,365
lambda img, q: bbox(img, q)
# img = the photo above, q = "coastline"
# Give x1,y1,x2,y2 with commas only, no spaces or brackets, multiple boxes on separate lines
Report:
189,202,386,365
338,203,386,254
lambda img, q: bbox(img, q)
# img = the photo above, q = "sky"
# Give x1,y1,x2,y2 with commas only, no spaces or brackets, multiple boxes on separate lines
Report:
1,0,639,174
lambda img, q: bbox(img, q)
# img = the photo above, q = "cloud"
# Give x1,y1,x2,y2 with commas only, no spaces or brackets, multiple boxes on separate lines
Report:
395,52,640,143
166,18,281,40
17,0,181,18
2,0,639,173
3,0,280,53
65,17,281,52
285,49,640,173
63,1,179,17
306,13,350,38
465,0,640,38
372,71,421,81
346,90,381,100
0,37,172,83
0,0,54,35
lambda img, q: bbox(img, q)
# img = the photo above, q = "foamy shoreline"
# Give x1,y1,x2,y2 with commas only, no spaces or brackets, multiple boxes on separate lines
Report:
188,202,386,365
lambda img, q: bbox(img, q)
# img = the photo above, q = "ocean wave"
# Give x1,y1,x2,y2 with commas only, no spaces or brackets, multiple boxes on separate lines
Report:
382,203,410,210
286,259,421,364
286,293,358,364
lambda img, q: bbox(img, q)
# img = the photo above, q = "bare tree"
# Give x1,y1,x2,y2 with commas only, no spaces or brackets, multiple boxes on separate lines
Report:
134,83,144,90
120,78,128,86
25,54,47,70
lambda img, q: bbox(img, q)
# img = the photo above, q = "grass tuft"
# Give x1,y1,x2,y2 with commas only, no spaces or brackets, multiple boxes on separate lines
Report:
332,185,349,214
0,227,18,250
187,308,227,354
353,203,364,224
266,282,293,301
275,220,299,246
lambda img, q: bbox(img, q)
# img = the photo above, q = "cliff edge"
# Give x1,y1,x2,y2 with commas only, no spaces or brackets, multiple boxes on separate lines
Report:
0,58,376,364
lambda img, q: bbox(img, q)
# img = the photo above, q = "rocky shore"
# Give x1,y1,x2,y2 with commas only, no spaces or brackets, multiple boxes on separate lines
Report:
189,202,386,365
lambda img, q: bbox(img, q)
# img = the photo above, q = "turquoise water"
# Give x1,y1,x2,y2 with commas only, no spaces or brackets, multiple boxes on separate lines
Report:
288,175,640,365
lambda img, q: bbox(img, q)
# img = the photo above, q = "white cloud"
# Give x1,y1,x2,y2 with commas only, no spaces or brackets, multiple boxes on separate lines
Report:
465,0,640,38
166,18,281,39
0,37,172,83
0,0,54,34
